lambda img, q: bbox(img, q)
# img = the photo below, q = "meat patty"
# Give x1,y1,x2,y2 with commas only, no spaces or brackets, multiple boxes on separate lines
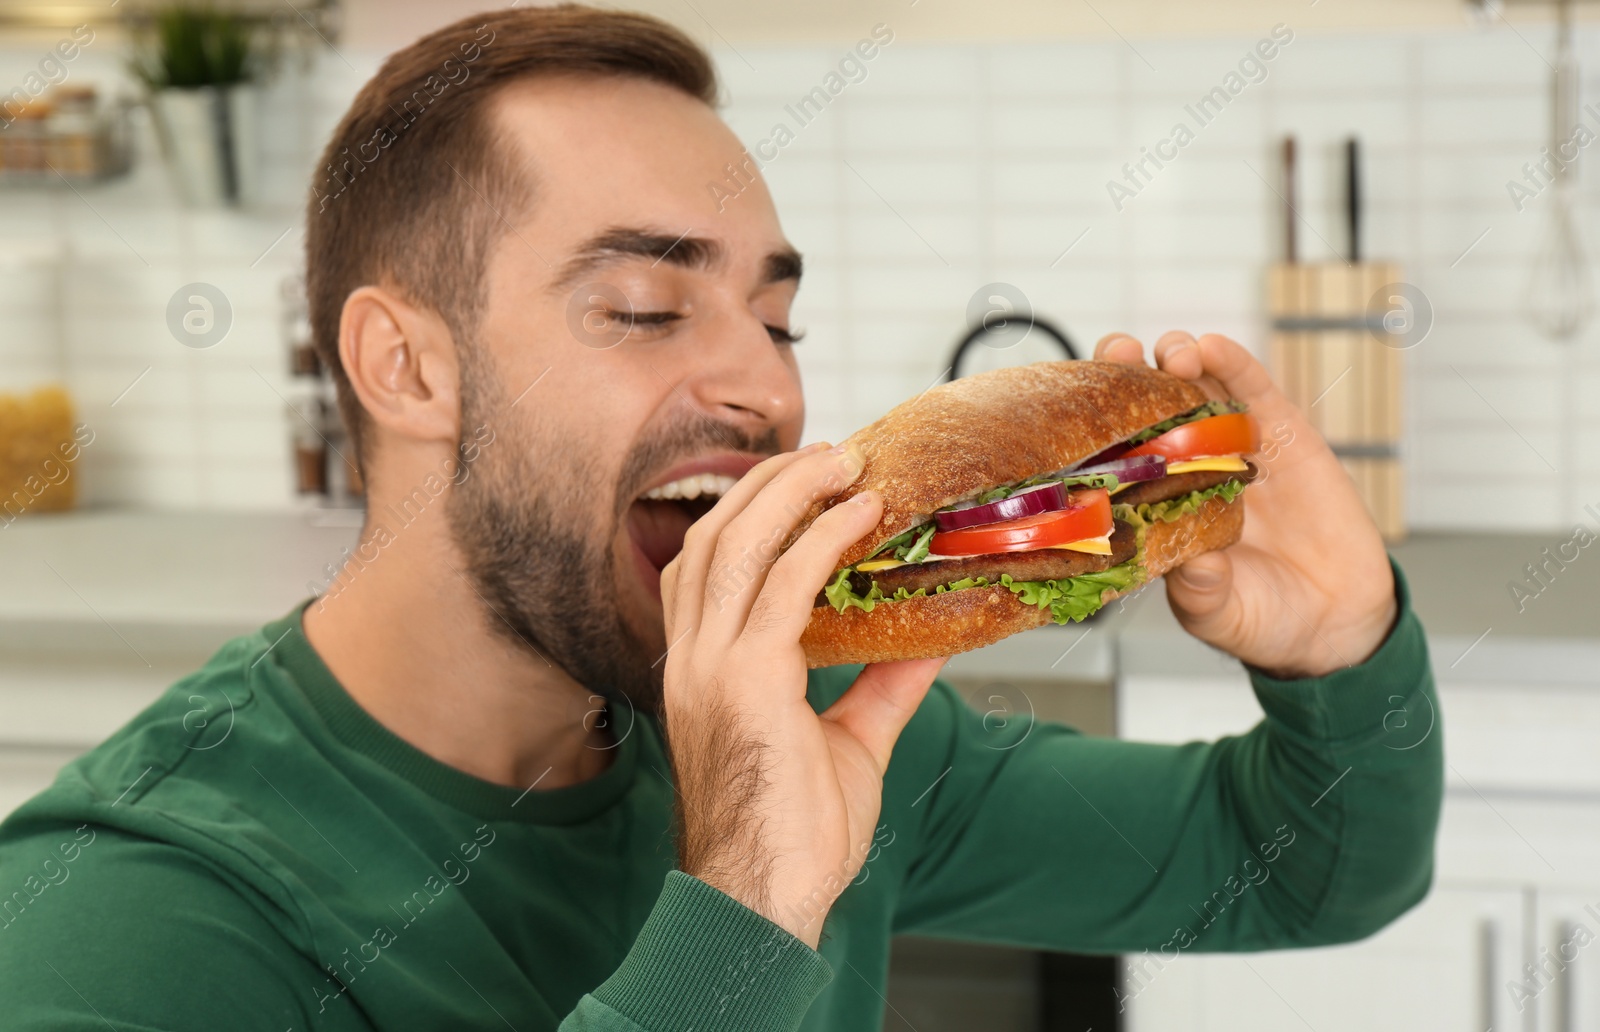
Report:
817,521,1138,606
1111,463,1255,509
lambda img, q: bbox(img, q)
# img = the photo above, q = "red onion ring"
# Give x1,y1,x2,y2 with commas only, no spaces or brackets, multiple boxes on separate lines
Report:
933,481,1068,532
1069,454,1167,484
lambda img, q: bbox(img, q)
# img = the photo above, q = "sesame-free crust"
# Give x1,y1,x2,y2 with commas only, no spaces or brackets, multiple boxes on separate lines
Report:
808,360,1209,571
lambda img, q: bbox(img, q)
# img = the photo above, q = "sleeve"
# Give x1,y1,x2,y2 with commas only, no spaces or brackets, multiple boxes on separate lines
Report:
890,559,1443,953
562,872,833,1031
0,827,831,1032
0,829,345,1032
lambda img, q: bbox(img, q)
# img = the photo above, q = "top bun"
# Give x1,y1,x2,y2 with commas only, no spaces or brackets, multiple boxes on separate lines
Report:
811,360,1209,569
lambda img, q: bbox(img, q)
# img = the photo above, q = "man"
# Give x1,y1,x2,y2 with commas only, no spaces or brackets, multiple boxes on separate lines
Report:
0,7,1440,1030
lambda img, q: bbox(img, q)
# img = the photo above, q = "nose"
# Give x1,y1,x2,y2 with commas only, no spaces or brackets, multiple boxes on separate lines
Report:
677,311,803,439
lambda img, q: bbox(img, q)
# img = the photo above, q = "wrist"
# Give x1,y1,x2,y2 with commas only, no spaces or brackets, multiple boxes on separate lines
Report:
594,872,833,1032
679,810,820,946
1341,594,1401,667
687,859,831,949
1258,588,1400,681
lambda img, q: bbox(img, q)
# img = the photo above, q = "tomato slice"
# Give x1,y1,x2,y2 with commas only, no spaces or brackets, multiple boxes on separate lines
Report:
1124,413,1260,463
930,489,1112,556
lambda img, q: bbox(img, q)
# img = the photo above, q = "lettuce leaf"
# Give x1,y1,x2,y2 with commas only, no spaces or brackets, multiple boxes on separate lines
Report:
999,563,1145,623
822,560,1144,624
902,523,936,562
867,525,919,561
1057,471,1122,491
825,568,884,612
865,522,937,562
824,569,993,614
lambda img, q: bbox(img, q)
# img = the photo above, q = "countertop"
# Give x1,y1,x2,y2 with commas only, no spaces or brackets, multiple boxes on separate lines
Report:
1100,530,1599,685
1,509,360,659
3,510,1595,682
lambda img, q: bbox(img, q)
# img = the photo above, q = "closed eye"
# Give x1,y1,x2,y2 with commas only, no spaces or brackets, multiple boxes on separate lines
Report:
608,310,802,345
611,310,685,329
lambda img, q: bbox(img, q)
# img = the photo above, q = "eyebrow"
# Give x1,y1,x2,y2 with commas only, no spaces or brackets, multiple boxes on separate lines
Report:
763,248,803,285
549,226,802,291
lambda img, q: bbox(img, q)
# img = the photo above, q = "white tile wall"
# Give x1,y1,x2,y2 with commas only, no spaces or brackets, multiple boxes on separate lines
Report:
0,38,376,511
731,25,1600,531
1,23,1596,529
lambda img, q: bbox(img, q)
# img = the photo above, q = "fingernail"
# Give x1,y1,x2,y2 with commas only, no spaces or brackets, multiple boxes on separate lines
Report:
829,442,849,455
1164,341,1196,366
851,490,879,505
806,441,832,453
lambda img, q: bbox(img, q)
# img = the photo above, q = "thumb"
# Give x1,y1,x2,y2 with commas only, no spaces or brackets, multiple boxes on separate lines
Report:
822,657,945,772
1164,551,1241,645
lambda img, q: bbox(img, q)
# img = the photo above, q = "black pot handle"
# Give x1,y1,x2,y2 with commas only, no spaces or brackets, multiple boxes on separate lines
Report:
945,314,1080,382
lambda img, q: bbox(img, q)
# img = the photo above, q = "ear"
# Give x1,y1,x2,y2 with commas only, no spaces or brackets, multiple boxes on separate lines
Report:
338,286,460,452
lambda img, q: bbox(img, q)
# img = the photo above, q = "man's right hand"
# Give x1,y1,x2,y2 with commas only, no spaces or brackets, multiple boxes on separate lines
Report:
658,441,944,948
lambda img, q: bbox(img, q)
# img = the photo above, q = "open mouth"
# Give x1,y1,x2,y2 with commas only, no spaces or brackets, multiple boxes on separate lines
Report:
626,472,740,580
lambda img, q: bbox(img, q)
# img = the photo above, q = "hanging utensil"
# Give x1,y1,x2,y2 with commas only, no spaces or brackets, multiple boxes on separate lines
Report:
1525,0,1592,340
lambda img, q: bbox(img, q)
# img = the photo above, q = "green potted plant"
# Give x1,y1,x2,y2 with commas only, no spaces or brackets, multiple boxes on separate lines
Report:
132,6,260,207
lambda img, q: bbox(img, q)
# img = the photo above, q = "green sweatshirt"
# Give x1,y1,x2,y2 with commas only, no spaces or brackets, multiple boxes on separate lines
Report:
0,563,1441,1031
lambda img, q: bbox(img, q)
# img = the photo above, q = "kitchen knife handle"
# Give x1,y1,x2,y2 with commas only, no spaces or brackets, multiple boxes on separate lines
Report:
1282,136,1297,264
1346,137,1362,264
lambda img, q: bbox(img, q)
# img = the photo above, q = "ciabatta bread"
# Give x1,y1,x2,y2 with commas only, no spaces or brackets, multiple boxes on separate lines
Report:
798,361,1242,667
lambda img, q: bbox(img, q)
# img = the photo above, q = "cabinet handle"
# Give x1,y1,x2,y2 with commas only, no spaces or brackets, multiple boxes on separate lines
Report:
1479,918,1497,1032
1556,920,1577,1032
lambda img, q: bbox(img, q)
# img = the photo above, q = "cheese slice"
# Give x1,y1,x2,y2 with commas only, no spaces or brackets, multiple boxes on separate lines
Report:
857,558,907,572
1048,534,1112,555
1164,455,1249,475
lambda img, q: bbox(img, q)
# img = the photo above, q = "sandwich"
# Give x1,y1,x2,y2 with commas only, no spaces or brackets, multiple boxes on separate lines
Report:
800,360,1259,667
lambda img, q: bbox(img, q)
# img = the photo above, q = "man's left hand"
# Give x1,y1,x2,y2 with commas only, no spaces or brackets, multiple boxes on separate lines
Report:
1096,330,1397,679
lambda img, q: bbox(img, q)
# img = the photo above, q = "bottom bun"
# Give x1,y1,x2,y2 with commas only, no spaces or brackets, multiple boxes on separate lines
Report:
800,492,1245,667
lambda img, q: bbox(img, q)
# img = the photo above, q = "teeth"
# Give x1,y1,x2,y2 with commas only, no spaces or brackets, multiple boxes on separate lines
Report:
642,473,738,502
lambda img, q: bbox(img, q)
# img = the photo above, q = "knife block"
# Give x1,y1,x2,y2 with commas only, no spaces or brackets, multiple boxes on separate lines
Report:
1267,262,1405,541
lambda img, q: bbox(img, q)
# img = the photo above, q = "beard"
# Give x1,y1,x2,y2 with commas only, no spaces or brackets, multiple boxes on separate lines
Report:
445,362,778,715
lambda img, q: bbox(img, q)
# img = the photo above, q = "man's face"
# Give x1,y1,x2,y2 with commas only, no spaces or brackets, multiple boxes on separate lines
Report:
447,75,804,710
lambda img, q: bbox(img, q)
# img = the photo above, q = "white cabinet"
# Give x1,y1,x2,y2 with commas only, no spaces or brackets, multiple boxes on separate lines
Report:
1118,659,1600,1032
1126,884,1527,1032
1532,890,1600,1032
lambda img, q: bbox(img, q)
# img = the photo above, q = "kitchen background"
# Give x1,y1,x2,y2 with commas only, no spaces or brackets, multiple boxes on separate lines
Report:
0,2,1594,525
2,0,1598,1030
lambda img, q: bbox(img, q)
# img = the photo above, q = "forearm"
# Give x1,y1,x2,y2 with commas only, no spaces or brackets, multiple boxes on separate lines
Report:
892,561,1442,953
1208,567,1441,947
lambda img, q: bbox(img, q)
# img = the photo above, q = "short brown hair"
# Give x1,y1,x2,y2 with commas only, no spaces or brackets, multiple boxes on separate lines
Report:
305,5,718,464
